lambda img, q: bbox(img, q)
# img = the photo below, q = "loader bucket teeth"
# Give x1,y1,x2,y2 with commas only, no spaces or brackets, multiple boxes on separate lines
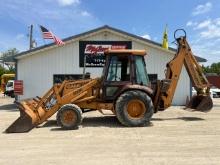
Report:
186,95,213,112
5,112,35,133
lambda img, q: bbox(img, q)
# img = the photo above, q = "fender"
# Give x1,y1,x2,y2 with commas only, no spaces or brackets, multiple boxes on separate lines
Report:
114,84,154,102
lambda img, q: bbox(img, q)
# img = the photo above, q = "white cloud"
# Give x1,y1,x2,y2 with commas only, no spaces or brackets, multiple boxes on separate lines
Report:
214,18,220,26
198,19,220,39
81,11,91,17
141,34,151,40
186,21,197,27
191,40,220,65
200,26,220,39
0,32,28,52
186,18,220,39
192,2,212,16
57,0,80,6
186,21,193,26
195,19,211,29
185,18,220,65
0,0,102,52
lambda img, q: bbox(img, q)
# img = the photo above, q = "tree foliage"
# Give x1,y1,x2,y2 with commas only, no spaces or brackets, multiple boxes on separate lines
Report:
1,48,19,58
202,62,220,75
0,65,6,76
0,48,19,76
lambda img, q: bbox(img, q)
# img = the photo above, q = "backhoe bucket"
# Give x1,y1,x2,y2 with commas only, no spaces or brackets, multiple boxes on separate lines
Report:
186,95,213,112
5,100,39,133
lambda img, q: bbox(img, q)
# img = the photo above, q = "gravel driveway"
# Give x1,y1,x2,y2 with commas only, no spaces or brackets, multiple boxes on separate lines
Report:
0,95,220,165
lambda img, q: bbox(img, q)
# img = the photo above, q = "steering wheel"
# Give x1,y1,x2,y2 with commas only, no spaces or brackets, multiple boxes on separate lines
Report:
114,75,121,81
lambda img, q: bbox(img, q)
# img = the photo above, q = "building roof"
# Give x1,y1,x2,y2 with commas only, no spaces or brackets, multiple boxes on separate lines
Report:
13,25,207,62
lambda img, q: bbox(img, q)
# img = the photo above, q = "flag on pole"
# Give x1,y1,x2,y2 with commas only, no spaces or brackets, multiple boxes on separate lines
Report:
162,25,168,49
40,25,65,46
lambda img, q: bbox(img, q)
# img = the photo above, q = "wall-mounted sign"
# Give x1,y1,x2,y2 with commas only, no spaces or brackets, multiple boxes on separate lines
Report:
79,41,132,67
14,80,23,95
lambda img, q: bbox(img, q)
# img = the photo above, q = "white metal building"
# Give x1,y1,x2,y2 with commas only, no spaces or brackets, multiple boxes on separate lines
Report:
14,25,206,105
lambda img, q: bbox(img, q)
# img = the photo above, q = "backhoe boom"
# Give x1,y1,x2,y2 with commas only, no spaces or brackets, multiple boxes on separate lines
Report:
154,29,213,112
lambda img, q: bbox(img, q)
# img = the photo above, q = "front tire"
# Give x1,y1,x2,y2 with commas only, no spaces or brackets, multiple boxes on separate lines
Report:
115,90,154,127
56,104,82,130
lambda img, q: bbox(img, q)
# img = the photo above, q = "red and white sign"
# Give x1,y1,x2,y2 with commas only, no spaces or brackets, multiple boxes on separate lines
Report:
14,80,23,95
84,44,127,54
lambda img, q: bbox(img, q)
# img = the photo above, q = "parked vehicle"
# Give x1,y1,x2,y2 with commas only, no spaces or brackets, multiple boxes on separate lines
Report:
6,29,213,133
0,74,15,93
210,87,220,98
4,80,15,98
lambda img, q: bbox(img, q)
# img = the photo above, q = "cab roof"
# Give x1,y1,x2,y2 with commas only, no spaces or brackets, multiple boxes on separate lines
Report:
1,74,15,78
105,49,147,56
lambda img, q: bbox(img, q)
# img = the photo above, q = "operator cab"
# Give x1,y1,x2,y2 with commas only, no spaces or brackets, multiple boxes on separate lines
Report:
102,49,150,101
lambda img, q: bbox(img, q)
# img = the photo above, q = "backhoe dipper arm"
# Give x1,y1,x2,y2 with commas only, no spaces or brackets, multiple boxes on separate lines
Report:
183,40,210,93
154,29,212,112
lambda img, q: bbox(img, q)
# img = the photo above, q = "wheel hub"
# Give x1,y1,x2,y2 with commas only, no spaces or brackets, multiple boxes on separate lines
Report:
127,99,146,119
62,110,77,125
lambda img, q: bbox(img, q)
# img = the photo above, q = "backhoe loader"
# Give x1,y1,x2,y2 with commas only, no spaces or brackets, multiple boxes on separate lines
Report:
5,29,213,133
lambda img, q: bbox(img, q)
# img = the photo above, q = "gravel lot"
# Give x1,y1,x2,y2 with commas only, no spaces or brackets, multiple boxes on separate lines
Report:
0,95,220,165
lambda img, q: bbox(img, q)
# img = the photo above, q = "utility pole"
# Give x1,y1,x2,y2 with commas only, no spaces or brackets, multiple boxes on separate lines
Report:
29,24,33,50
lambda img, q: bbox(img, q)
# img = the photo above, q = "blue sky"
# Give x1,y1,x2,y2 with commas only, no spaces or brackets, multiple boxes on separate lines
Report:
0,0,220,65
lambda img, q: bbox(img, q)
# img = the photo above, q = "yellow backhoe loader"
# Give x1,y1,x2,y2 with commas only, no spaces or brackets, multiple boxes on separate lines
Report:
5,29,213,133
1,74,15,93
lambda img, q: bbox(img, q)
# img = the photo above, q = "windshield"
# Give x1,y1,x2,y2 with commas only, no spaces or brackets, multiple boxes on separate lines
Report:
135,56,149,85
106,55,130,82
6,81,13,87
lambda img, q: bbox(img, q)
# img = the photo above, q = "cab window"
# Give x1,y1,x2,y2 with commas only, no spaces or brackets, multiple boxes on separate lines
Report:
107,55,130,82
135,56,149,85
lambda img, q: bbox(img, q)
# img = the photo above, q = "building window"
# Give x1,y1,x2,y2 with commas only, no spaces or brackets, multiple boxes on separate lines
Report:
53,74,90,84
148,74,158,83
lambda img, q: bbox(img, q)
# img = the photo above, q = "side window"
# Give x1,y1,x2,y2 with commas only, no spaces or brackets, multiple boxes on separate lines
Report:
107,55,130,82
135,56,149,85
6,82,13,87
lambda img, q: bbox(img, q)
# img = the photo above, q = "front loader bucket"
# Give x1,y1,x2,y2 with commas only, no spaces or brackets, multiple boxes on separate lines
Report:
186,95,213,112
5,111,35,133
5,100,39,133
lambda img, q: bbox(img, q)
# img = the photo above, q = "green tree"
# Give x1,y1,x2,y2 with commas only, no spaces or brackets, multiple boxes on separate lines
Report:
202,62,220,75
0,65,7,76
0,48,19,72
1,48,19,58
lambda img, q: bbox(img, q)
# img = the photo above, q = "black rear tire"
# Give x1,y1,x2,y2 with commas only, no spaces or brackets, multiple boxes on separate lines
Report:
115,90,154,127
56,104,82,130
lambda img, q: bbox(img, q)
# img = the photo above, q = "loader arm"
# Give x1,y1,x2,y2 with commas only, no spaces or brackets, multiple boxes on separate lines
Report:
5,78,105,133
154,29,213,112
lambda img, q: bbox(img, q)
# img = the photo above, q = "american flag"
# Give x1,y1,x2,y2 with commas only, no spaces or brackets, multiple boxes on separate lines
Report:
40,25,65,46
